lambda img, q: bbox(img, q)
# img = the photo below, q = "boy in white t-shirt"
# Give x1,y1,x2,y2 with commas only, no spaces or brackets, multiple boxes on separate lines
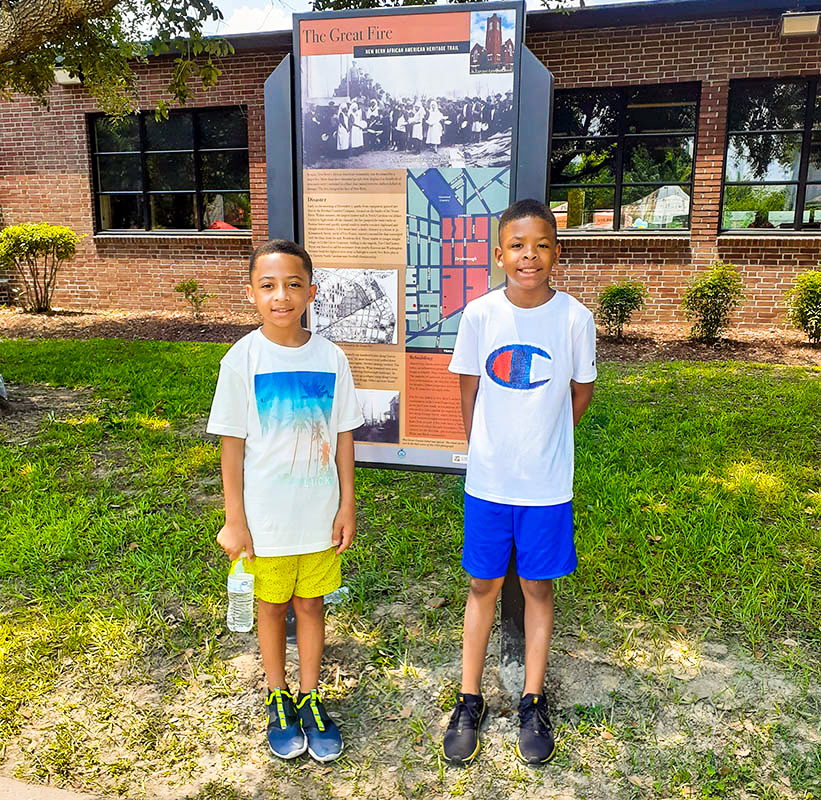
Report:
443,199,597,766
207,240,363,763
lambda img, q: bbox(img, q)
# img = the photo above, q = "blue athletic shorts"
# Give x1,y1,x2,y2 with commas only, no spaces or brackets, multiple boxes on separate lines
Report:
462,493,577,581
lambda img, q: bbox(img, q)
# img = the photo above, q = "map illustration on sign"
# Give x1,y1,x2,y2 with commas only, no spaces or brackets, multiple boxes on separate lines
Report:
311,268,398,344
406,166,509,352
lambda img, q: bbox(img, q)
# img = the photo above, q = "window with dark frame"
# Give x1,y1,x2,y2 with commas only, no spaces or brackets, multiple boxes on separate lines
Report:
90,107,251,233
722,78,820,232
549,83,699,232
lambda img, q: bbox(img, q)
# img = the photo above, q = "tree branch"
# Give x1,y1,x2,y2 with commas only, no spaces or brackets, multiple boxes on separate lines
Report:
0,0,120,64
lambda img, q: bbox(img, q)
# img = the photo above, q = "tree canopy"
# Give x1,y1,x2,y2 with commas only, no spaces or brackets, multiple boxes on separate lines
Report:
0,0,232,116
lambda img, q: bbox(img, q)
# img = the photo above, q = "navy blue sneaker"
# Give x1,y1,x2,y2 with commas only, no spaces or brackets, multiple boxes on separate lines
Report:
297,689,343,762
516,693,556,765
266,688,307,760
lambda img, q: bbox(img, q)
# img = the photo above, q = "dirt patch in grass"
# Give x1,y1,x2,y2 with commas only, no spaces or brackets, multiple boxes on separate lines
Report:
0,383,97,444
2,307,819,366
2,610,819,800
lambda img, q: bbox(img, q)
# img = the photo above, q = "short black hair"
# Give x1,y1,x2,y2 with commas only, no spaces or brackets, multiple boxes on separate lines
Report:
498,199,558,243
248,239,313,282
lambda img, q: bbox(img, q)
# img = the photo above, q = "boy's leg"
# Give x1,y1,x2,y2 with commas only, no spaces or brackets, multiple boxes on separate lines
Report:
513,502,574,765
515,580,558,764
460,494,514,694
292,594,324,692
519,578,554,695
257,598,290,690
291,548,344,763
257,594,307,760
444,495,512,765
461,575,505,694
290,545,340,692
444,576,501,765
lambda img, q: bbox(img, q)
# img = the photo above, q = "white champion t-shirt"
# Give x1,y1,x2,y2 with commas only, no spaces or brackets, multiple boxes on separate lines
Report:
448,289,597,506
206,329,364,557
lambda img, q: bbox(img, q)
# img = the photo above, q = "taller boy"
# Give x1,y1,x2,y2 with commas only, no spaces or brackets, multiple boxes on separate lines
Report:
444,199,597,765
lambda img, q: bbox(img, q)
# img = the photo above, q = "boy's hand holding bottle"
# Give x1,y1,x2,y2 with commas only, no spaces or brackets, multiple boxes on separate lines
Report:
217,521,255,562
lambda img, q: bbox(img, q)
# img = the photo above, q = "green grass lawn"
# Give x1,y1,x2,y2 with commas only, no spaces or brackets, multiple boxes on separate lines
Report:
1,337,819,798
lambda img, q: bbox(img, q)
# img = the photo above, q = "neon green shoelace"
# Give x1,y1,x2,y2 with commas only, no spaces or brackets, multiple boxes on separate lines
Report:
266,688,290,730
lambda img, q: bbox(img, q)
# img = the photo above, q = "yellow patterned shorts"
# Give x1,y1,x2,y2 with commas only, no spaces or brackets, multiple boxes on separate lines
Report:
240,547,341,605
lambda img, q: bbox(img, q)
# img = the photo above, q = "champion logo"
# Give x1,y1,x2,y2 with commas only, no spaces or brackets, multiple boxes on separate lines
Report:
485,344,553,390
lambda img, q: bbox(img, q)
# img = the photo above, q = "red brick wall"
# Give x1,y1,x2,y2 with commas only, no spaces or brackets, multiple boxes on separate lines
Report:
1,13,820,323
0,48,286,312
527,12,821,324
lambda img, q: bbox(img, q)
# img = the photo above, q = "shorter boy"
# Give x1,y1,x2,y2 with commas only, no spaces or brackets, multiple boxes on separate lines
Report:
207,240,363,762
444,199,596,765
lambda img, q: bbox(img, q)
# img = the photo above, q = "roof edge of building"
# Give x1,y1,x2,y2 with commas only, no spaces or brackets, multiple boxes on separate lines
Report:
213,0,821,52
527,0,821,32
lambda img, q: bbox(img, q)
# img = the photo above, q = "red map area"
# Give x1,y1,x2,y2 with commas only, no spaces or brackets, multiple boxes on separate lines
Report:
440,214,492,317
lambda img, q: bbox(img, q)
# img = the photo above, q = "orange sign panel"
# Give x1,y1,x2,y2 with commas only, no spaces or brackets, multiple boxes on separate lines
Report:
299,13,470,57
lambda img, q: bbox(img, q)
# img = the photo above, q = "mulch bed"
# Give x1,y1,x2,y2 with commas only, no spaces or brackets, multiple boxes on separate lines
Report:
1,307,819,366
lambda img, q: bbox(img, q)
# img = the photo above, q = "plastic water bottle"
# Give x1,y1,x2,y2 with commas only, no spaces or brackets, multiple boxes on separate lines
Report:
226,554,254,633
324,586,350,606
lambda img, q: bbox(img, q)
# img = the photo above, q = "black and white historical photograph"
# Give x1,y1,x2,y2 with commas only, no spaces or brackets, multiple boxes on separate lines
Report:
300,52,514,170
355,389,400,444
310,268,398,345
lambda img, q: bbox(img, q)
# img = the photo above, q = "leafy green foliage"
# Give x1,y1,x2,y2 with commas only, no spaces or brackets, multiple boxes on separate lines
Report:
0,0,232,117
786,268,821,344
597,280,647,338
680,260,745,342
175,278,214,318
0,222,82,312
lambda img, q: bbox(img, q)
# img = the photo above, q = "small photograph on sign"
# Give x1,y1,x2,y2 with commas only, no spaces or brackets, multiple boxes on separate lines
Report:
311,267,398,345
355,388,400,444
469,10,516,74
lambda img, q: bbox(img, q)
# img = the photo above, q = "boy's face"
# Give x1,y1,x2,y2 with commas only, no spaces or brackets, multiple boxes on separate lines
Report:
245,252,316,333
495,215,560,299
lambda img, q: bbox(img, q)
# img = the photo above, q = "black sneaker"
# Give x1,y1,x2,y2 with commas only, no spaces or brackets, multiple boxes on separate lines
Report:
516,693,556,764
442,692,487,765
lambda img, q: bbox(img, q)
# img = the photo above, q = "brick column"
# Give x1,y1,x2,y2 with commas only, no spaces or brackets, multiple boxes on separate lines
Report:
690,79,729,269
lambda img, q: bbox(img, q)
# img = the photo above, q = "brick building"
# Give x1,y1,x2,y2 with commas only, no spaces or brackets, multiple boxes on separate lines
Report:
1,0,820,324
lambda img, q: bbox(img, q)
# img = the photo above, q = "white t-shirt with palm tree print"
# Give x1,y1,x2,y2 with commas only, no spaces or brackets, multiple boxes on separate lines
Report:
207,329,363,557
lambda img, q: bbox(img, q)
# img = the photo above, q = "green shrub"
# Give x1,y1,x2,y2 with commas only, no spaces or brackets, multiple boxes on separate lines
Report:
175,278,214,318
0,223,82,312
785,268,821,344
597,280,648,338
680,260,744,342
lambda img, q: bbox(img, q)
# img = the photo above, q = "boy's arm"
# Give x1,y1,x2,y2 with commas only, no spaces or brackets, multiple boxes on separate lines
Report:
570,380,595,428
216,435,255,561
332,430,356,555
459,374,480,442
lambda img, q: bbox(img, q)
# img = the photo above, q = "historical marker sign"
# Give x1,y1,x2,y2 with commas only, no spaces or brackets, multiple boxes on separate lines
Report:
293,2,528,472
